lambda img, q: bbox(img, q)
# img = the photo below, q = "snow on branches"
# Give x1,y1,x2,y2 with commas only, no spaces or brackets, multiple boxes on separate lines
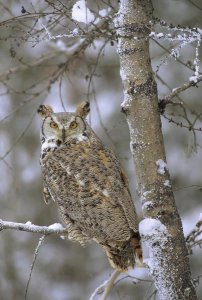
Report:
151,17,201,80
0,219,66,235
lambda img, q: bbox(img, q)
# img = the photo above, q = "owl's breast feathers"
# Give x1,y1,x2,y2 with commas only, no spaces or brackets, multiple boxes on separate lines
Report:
41,140,142,270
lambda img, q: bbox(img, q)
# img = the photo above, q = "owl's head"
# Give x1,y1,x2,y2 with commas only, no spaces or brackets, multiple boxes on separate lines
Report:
37,102,90,148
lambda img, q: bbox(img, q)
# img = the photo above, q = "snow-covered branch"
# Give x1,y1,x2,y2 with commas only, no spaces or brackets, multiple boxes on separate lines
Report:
159,74,202,109
150,18,202,75
0,219,66,235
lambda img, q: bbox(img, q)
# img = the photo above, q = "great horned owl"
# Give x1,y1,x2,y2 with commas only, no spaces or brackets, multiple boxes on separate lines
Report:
38,102,142,270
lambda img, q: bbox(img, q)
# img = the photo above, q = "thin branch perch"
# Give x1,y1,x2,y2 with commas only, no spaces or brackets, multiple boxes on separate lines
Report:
0,219,67,235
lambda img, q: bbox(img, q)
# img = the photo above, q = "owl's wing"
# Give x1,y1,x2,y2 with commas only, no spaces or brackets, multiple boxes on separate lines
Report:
103,147,139,233
42,182,52,205
42,142,138,243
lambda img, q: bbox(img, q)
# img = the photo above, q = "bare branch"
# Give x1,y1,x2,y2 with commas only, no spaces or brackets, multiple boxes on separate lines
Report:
152,39,197,73
160,75,202,105
0,41,83,81
162,114,202,132
89,270,121,300
156,72,202,154
0,12,60,27
0,52,56,81
1,111,36,161
188,0,202,10
186,216,202,252
25,235,46,300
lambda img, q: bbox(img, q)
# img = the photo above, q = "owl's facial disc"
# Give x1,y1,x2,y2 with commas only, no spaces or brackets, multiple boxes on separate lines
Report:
62,116,86,143
41,112,87,148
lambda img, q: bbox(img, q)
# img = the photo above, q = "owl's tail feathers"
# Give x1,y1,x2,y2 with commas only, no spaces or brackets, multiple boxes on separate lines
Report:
104,234,143,271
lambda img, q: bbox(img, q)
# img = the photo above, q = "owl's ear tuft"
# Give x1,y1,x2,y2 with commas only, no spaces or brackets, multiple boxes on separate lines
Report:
76,101,90,118
37,105,53,119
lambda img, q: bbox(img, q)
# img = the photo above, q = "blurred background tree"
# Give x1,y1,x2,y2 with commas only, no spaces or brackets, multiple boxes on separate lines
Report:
0,0,201,299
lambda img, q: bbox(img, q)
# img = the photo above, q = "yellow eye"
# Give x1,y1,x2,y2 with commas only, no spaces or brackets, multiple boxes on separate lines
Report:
69,121,78,129
50,122,58,128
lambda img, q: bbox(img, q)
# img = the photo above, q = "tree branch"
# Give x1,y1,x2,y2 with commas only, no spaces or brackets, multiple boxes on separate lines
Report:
89,270,121,300
0,16,112,81
159,75,202,106
186,216,202,252
25,235,46,300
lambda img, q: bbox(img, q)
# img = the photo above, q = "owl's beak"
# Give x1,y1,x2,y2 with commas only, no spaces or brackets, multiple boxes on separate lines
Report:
62,128,66,142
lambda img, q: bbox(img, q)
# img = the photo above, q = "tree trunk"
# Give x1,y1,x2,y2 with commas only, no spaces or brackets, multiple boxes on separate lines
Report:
114,0,197,299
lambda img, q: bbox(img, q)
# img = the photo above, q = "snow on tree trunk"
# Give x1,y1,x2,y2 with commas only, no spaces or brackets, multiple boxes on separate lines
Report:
114,0,197,299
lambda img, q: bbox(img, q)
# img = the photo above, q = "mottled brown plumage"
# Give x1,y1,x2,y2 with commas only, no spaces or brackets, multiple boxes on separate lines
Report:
38,102,142,270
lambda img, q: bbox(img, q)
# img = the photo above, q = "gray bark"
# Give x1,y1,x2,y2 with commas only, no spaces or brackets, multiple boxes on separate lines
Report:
114,0,197,299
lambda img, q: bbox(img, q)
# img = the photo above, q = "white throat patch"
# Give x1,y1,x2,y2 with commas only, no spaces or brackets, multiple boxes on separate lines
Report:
41,139,57,152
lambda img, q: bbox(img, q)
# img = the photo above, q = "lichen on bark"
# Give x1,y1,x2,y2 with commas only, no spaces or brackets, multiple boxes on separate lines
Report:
115,0,197,299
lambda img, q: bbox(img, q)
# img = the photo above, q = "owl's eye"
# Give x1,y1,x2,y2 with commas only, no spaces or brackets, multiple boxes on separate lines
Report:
50,121,58,129
69,121,78,129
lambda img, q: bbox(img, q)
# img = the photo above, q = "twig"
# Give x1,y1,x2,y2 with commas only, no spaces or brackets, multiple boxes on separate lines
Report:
152,39,198,73
115,274,152,286
188,0,202,10
146,288,158,300
0,14,111,81
1,110,36,161
157,73,202,152
0,52,60,81
87,40,108,100
173,184,202,191
59,75,67,112
143,281,155,300
0,12,61,27
89,270,121,300
101,270,121,300
89,280,107,300
91,79,115,147
162,114,202,132
186,216,202,253
25,235,46,300
160,75,202,105
0,38,85,81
